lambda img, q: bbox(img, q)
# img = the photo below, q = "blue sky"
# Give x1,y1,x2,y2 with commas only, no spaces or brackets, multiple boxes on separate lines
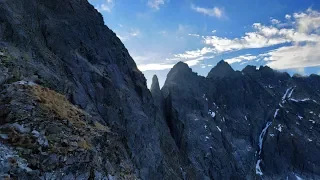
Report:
89,0,320,87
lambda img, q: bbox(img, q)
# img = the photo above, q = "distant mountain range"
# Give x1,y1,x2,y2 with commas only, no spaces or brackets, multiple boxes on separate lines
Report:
153,60,320,179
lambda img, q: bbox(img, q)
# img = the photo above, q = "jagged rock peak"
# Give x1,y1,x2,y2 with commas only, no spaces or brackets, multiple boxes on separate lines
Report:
242,65,279,75
163,61,197,86
172,61,191,72
151,74,164,109
166,61,192,77
242,65,290,79
310,74,320,78
258,65,276,74
207,60,235,78
242,65,257,74
151,75,161,93
259,65,272,71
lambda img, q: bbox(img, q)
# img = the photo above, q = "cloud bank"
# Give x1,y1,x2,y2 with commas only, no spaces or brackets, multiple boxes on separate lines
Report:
137,8,320,71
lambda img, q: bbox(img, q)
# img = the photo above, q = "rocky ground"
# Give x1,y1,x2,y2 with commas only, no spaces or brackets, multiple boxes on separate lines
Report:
0,82,136,179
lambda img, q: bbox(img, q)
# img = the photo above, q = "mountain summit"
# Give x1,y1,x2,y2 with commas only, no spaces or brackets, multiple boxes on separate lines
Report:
207,60,236,78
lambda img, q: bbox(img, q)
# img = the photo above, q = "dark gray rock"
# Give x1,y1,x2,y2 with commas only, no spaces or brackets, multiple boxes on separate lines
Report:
207,60,237,78
151,75,163,110
0,0,194,179
161,61,320,179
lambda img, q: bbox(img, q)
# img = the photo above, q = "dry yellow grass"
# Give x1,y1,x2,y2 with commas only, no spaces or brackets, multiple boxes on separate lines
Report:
29,85,87,128
77,138,92,150
22,84,114,151
94,121,110,132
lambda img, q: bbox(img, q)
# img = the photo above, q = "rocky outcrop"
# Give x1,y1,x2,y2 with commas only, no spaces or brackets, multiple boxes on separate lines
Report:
0,0,195,179
161,61,320,179
0,82,136,179
151,75,163,110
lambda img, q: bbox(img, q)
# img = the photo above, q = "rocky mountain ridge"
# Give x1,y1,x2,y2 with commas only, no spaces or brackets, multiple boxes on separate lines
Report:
155,60,320,179
0,0,194,179
0,0,319,179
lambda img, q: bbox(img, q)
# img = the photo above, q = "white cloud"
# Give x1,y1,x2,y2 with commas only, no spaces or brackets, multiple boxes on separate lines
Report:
137,49,215,71
285,14,291,20
139,8,320,72
173,47,215,59
203,9,320,53
185,55,215,66
211,8,320,70
160,47,216,68
185,59,200,66
130,28,140,37
191,4,224,18
295,8,320,33
224,54,257,64
133,55,151,63
188,34,200,37
96,0,114,13
138,63,174,71
212,30,217,33
132,51,169,65
265,43,320,69
260,9,320,70
116,34,127,41
203,29,290,53
166,8,320,71
148,0,165,10
271,18,280,24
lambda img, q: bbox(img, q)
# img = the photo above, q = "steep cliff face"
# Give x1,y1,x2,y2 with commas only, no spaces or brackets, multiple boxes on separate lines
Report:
161,61,320,180
0,0,195,179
